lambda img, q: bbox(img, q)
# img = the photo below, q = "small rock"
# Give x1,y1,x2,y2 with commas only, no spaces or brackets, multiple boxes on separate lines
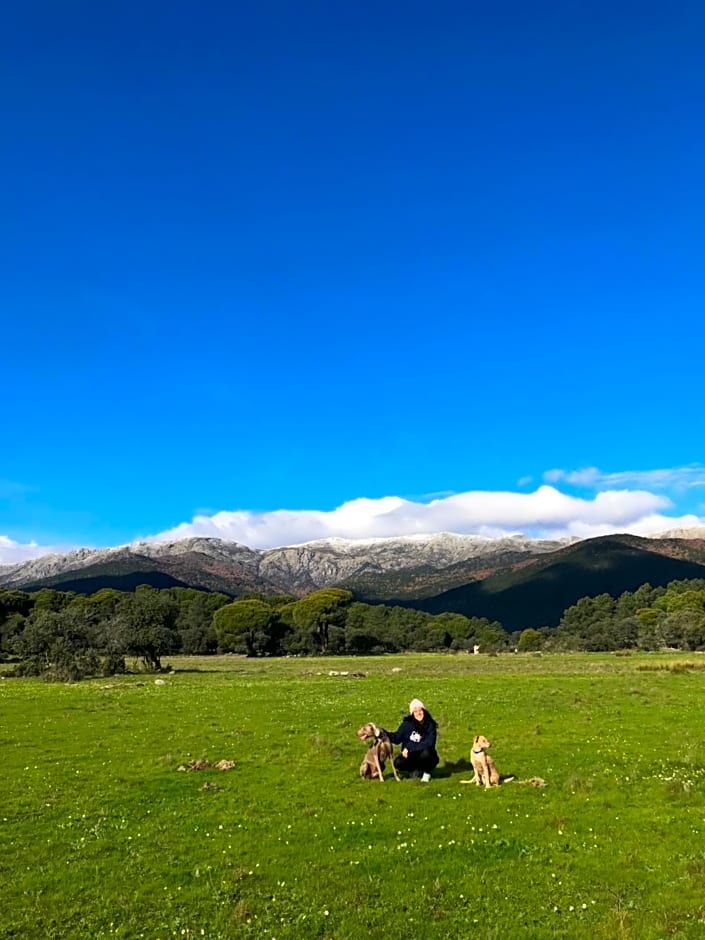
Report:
214,760,235,771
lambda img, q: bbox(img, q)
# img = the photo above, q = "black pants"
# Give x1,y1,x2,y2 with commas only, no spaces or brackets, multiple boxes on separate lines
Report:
394,747,439,776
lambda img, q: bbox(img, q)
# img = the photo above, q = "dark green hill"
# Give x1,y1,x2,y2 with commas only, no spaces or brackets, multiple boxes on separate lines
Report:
30,570,192,593
410,534,705,630
18,550,270,596
21,554,194,594
338,547,561,600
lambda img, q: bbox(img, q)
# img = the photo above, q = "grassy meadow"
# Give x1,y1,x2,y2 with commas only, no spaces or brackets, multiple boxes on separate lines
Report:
3,651,705,939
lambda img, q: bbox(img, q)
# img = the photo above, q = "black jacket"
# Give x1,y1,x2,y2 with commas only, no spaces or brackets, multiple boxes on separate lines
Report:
386,711,438,753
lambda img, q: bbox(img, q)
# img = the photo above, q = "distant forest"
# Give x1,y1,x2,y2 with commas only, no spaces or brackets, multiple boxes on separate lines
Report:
2,578,705,680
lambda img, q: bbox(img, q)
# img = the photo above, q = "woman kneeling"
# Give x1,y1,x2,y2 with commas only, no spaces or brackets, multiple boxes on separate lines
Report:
386,698,439,782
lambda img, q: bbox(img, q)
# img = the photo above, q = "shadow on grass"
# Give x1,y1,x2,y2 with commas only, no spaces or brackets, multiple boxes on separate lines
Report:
434,758,520,783
164,667,220,674
435,758,474,779
161,665,253,675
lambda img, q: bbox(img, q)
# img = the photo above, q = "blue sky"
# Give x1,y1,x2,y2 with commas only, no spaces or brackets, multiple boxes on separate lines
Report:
3,2,705,562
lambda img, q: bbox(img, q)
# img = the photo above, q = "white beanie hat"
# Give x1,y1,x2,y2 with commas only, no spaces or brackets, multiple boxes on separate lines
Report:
409,698,425,714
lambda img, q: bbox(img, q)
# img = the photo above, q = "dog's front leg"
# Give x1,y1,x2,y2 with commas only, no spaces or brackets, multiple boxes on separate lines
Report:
373,749,385,782
483,760,492,788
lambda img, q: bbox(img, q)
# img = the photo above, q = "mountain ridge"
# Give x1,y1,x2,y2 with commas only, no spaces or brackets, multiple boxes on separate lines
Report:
0,532,572,596
413,533,705,629
3,528,705,607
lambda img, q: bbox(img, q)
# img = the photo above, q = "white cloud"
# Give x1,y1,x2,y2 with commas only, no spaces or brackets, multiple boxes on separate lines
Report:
0,535,60,566
5,466,705,563
544,464,705,492
147,484,704,550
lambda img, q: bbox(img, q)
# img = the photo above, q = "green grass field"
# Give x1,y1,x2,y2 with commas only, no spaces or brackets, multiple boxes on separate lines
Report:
3,652,705,939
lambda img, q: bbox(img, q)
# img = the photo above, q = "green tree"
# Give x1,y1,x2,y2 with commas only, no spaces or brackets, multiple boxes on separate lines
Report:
290,589,353,654
87,588,126,620
213,599,276,656
116,587,180,671
0,589,32,623
636,607,666,650
474,620,509,652
660,609,705,650
10,607,105,680
557,594,616,649
654,588,705,615
406,615,453,652
614,584,660,620
385,606,434,651
610,617,639,650
175,591,230,654
431,612,472,649
518,628,543,652
0,590,32,658
30,588,76,612
343,602,400,653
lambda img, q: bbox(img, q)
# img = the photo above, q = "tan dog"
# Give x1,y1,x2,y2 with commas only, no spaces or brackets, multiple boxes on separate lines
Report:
356,722,401,782
469,734,500,788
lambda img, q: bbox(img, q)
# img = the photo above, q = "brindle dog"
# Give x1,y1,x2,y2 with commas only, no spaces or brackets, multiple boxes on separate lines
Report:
356,722,401,782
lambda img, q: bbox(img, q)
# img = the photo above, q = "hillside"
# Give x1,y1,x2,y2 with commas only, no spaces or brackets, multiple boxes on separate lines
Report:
412,534,705,629
5,532,705,632
17,551,203,594
0,533,568,598
14,544,282,596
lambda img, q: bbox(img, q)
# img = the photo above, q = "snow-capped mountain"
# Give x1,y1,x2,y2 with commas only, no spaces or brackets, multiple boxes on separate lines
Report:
4,528,705,602
652,525,705,540
0,532,574,598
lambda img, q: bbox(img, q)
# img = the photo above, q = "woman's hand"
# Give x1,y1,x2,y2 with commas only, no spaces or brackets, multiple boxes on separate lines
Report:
402,748,409,758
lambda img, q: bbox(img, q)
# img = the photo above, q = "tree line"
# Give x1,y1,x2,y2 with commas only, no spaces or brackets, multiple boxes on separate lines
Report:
0,584,506,679
2,577,705,679
546,579,705,652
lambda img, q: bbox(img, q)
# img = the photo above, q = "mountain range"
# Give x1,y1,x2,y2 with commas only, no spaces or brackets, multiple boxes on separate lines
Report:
0,533,570,596
3,528,705,629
